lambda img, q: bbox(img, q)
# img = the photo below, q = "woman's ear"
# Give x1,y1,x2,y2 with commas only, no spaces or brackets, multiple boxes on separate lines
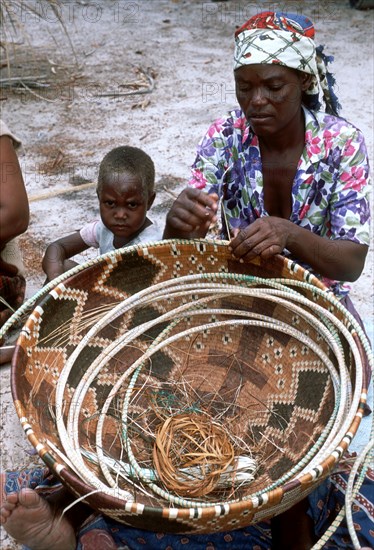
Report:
300,73,313,91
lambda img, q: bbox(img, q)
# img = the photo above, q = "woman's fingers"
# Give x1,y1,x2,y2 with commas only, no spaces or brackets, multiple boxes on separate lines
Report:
183,189,218,219
259,244,283,259
165,189,218,237
229,218,287,259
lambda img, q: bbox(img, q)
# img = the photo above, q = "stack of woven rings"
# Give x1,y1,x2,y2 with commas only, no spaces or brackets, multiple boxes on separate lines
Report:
45,271,369,508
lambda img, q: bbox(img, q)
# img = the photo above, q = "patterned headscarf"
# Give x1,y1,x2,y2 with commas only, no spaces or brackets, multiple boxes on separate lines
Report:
234,12,341,116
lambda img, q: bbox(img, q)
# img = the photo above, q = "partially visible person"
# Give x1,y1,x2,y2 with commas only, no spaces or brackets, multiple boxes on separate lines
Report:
42,145,160,283
0,120,29,364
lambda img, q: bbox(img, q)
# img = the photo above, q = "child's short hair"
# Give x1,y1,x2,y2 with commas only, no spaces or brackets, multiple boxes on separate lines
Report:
97,146,155,197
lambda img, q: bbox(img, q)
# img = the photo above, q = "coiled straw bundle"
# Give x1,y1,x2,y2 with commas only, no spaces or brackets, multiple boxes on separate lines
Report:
9,240,372,536
153,413,235,497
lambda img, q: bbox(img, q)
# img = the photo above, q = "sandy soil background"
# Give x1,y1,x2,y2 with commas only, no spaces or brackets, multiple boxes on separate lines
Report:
0,1,373,548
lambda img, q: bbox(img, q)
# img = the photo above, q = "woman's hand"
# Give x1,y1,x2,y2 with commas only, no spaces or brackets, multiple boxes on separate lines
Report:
163,188,219,239
229,216,368,282
229,217,291,260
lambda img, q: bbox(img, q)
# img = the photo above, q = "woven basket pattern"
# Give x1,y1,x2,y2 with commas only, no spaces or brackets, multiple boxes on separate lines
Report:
11,240,370,533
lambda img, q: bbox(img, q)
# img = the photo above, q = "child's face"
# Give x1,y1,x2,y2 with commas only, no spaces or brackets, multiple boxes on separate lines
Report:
98,172,155,240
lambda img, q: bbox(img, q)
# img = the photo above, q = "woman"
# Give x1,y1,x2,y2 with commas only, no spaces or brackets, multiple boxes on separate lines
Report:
165,9,371,387
164,12,370,306
0,120,29,363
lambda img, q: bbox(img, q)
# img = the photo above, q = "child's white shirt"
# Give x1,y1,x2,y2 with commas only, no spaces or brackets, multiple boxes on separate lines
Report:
80,218,162,254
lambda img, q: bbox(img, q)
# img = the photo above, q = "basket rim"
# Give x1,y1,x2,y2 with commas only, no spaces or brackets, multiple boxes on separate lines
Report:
1,238,330,341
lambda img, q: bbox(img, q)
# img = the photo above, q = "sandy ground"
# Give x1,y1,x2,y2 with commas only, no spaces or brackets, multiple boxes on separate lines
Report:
0,1,373,548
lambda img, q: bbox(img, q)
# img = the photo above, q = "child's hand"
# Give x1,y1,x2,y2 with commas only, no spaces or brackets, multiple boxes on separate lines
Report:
42,232,89,282
42,244,66,282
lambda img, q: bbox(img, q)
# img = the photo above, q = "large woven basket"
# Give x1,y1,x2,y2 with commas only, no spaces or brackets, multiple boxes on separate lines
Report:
11,240,371,534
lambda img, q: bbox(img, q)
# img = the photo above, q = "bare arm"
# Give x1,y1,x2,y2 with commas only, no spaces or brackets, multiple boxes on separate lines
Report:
163,188,219,239
0,135,29,248
42,231,89,282
229,217,368,282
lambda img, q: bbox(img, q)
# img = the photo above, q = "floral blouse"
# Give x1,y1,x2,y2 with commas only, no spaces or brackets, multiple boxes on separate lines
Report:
188,107,371,296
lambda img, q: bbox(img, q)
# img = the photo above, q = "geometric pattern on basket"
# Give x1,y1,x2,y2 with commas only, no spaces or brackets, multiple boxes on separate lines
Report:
12,240,370,533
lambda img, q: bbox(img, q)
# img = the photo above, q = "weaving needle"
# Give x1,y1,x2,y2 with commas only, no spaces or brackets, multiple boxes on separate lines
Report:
220,197,231,243
220,165,232,241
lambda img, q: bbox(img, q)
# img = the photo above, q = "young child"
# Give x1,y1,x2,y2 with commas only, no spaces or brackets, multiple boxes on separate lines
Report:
42,146,160,282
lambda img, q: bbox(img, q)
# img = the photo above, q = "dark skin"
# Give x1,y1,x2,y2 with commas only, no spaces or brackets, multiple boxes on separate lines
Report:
0,134,29,365
0,135,29,249
42,172,155,283
164,64,368,283
164,64,369,548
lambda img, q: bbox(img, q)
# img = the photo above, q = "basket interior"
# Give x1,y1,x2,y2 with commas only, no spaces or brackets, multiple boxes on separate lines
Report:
12,241,357,513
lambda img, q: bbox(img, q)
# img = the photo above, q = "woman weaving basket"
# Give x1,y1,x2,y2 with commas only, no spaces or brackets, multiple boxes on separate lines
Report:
164,13,370,324
1,11,372,550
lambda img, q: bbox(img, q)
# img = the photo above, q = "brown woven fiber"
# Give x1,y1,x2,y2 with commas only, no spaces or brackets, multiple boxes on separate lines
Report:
153,413,235,497
11,239,371,534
